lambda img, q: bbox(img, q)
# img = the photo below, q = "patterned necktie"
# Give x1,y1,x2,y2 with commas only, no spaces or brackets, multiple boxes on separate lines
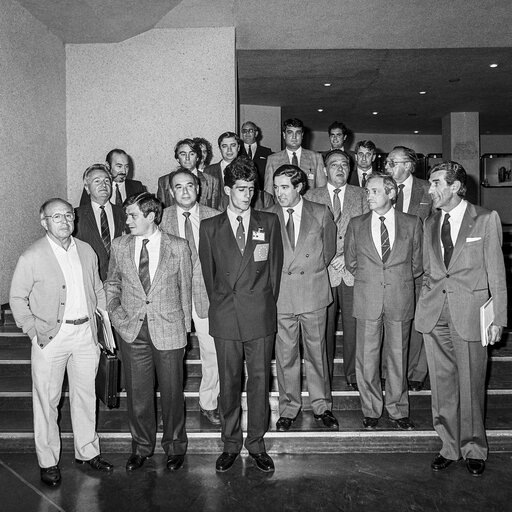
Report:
139,239,151,294
292,152,298,167
115,184,122,206
380,216,390,263
333,188,342,225
361,173,368,188
247,145,253,160
395,184,405,212
287,208,295,250
236,216,245,254
441,213,453,268
99,205,111,255
183,211,198,265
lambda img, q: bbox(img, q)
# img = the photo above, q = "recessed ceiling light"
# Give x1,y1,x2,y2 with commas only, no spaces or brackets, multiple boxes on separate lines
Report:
419,91,427,95
372,111,378,115
324,83,331,87
317,108,324,112
448,78,461,83
490,63,498,68
414,130,419,134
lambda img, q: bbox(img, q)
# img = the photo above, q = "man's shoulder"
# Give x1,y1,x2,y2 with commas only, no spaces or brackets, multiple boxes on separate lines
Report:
396,210,422,229
267,150,286,161
303,197,329,214
157,173,170,186
21,237,50,259
302,148,322,159
412,175,430,190
199,204,221,218
258,145,272,156
346,183,366,198
201,210,226,228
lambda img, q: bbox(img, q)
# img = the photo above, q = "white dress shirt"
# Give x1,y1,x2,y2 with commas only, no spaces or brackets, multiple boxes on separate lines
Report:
226,206,251,243
134,228,161,281
440,199,467,256
90,200,115,240
286,147,302,165
281,197,303,247
371,208,396,258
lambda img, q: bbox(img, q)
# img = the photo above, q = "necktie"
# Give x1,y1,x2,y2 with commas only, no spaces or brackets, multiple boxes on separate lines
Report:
395,184,405,212
115,184,122,206
441,213,453,268
236,216,245,254
99,205,111,255
183,212,198,265
361,173,368,188
292,152,298,167
247,145,253,160
139,239,151,294
287,208,295,250
333,188,342,225
380,216,390,263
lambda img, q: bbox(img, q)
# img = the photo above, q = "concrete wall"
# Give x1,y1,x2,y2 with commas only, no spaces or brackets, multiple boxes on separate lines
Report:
239,104,281,153
0,0,66,304
66,27,236,204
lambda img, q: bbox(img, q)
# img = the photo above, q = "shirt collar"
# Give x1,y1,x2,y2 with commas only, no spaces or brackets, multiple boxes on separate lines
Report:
372,206,395,221
177,202,199,218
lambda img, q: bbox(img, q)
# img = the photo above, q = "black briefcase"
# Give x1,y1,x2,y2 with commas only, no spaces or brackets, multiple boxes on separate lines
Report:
96,347,120,408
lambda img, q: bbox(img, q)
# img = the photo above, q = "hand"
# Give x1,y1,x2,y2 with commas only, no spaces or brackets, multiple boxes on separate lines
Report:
487,324,503,345
330,255,345,272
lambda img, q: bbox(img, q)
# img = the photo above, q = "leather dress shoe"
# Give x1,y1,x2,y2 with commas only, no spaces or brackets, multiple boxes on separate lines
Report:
362,417,379,429
314,410,339,430
276,416,295,432
431,453,455,471
40,466,61,487
466,458,485,476
75,455,114,472
166,454,185,471
126,454,147,471
393,417,415,430
200,407,221,426
215,452,238,472
249,452,275,472
408,380,424,392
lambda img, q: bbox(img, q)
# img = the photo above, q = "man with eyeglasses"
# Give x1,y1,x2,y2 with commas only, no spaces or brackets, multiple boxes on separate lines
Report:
239,121,272,190
10,198,114,487
349,140,377,187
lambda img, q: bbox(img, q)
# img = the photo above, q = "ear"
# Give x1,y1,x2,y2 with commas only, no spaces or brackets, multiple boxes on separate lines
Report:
224,185,231,197
296,182,304,194
84,182,90,194
371,154,376,163
169,187,175,199
40,218,48,231
452,180,462,194
147,211,156,223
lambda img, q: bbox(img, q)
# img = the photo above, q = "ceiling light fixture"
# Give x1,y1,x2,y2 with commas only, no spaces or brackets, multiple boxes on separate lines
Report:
317,108,324,112
419,91,427,95
490,63,498,68
324,83,331,87
414,130,419,134
372,111,378,115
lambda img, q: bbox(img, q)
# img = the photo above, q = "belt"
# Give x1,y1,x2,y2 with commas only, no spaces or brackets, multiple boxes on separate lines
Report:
65,316,89,325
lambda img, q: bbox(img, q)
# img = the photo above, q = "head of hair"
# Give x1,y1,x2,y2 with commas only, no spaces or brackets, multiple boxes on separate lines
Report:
193,137,213,167
273,164,308,191
391,145,418,171
428,161,467,197
217,131,240,148
324,149,350,166
82,163,111,184
168,168,199,189
366,173,398,199
242,120,258,131
355,140,377,153
105,148,128,167
282,118,304,132
124,192,163,225
328,121,348,136
39,198,72,220
224,156,258,188
174,138,202,165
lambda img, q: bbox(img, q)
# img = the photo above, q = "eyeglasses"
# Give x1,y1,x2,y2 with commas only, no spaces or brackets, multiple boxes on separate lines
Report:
385,160,411,168
241,129,255,134
44,212,75,223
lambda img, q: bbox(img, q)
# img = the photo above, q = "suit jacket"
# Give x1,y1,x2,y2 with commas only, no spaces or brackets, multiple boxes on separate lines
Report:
415,202,507,340
305,185,369,286
157,171,220,210
348,169,373,187
204,162,229,211
266,199,336,314
345,210,423,321
105,231,192,350
79,179,146,206
264,148,326,196
406,176,434,222
9,236,105,348
74,202,126,281
159,204,220,318
239,144,272,190
198,209,283,341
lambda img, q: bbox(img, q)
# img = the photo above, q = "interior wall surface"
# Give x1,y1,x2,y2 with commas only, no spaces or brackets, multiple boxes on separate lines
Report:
239,104,281,153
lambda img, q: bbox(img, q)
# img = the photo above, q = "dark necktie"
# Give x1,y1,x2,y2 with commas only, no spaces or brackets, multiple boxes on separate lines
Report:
183,211,198,265
361,173,368,188
292,152,298,167
333,188,342,225
395,184,405,212
99,205,111,255
139,239,151,294
380,216,390,263
115,184,122,206
236,216,245,254
247,145,253,160
441,213,453,268
287,208,295,250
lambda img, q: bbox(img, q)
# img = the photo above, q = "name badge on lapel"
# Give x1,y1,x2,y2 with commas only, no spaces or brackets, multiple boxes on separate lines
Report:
252,228,265,241
254,243,269,262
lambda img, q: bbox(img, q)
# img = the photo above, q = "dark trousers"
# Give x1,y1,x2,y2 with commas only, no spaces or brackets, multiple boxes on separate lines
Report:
214,335,274,454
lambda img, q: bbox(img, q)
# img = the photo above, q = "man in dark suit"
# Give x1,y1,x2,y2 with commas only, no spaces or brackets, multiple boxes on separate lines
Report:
348,140,376,187
267,165,338,432
74,164,125,281
385,146,434,391
199,158,283,473
239,121,272,190
305,150,369,390
345,174,422,431
415,161,507,476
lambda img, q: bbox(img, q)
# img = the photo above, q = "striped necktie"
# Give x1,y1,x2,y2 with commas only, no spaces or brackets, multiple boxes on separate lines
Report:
380,216,390,263
99,205,111,255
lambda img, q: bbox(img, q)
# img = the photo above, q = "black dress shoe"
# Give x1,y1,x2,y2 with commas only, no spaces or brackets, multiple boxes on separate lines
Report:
166,454,185,471
40,466,61,487
431,453,455,471
392,417,415,430
215,452,238,472
276,416,295,432
75,455,114,472
466,458,485,476
126,454,147,471
249,452,275,472
362,417,379,429
408,380,424,392
314,410,339,430
200,407,221,426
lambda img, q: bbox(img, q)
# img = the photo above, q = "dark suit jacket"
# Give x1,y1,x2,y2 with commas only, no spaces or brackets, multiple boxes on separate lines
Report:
204,162,229,211
198,209,283,341
79,179,146,206
74,202,126,281
239,144,272,190
348,169,373,187
407,176,434,222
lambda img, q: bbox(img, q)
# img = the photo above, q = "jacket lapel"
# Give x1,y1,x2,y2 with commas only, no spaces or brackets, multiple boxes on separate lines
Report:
447,204,476,270
234,210,260,281
150,233,169,292
430,211,444,268
293,200,313,258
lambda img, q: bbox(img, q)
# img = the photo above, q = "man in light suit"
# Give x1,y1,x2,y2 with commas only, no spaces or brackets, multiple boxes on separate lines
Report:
74,164,125,281
349,140,377,187
199,158,283,473
239,121,272,190
160,169,221,425
345,174,422,430
415,161,507,476
157,138,220,209
105,192,192,472
264,118,326,196
385,146,434,391
267,165,338,432
306,150,369,390
10,198,113,487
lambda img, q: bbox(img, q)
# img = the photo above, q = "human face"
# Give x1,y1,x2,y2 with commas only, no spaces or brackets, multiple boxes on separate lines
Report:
109,153,129,183
241,123,257,145
356,147,376,172
226,179,254,214
170,172,198,210
428,170,461,211
85,169,112,205
384,150,412,184
125,203,156,237
329,128,346,150
365,177,394,215
273,175,302,208
41,200,74,248
176,144,198,171
325,154,349,188
283,126,303,151
219,137,239,163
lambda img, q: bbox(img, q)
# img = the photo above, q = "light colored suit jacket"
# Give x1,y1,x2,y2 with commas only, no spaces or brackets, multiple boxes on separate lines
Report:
105,231,192,350
266,198,336,314
159,204,220,318
305,185,369,286
407,176,433,222
345,211,423,321
415,202,507,340
264,148,326,196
